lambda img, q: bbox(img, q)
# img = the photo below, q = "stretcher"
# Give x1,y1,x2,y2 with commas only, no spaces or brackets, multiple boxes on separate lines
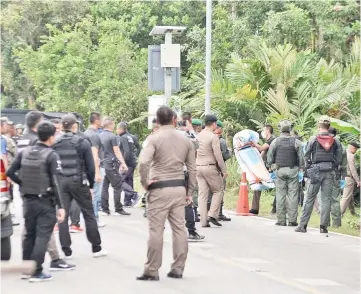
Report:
233,130,275,191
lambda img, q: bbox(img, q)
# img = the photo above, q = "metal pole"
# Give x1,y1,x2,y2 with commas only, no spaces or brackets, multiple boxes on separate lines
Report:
205,0,212,114
164,31,173,106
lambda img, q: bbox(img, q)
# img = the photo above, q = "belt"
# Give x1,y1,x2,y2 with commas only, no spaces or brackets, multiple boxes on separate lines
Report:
148,179,186,190
196,164,216,166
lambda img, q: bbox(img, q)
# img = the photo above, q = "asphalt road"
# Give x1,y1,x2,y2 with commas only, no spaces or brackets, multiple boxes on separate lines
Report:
1,195,360,294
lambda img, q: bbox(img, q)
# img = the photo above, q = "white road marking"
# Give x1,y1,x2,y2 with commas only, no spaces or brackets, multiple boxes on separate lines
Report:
294,278,343,287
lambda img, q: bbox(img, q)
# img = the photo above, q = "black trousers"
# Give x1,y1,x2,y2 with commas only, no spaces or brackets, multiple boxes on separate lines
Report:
123,165,136,189
185,204,196,235
23,196,56,275
58,177,102,256
101,168,137,212
70,199,81,226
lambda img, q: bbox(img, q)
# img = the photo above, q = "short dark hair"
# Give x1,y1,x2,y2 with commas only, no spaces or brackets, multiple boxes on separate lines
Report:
117,122,127,130
182,112,192,120
152,118,157,124
264,125,274,134
90,112,101,124
25,111,43,129
156,106,174,125
37,122,56,142
50,119,60,125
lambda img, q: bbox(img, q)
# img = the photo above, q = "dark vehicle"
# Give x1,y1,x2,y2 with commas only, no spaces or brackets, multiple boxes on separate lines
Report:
0,109,84,131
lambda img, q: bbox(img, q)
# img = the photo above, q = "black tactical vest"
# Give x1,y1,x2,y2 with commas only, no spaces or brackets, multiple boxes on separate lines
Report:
19,146,52,195
274,137,298,167
311,140,335,163
16,132,38,154
125,134,136,161
53,133,83,176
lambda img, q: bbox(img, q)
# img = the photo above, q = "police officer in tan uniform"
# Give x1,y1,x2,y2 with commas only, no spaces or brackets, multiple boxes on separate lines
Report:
137,106,196,281
197,114,227,228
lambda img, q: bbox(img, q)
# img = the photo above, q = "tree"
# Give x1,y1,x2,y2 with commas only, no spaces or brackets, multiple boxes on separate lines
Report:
15,17,147,126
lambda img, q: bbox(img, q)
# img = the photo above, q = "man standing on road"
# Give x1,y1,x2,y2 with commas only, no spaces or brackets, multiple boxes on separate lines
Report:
125,122,141,188
6,122,66,282
137,106,196,281
267,120,304,227
340,142,360,216
117,122,141,207
16,111,74,272
174,113,205,242
99,118,132,216
196,114,227,228
251,125,276,214
84,112,106,227
54,114,107,259
296,116,343,234
207,120,232,221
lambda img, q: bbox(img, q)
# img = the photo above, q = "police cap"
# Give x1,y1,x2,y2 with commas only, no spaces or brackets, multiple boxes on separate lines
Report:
204,114,217,124
216,120,224,128
61,113,77,128
350,142,360,149
191,119,202,126
278,119,294,132
15,124,24,129
318,115,331,124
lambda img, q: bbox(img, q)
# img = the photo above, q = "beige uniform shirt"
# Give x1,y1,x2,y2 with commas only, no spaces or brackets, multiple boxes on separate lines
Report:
196,128,226,174
139,125,196,195
346,150,360,182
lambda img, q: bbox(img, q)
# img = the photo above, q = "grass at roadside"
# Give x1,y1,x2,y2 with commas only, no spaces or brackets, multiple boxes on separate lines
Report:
223,186,361,237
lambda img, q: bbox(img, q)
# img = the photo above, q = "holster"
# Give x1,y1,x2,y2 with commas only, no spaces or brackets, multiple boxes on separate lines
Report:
306,165,321,184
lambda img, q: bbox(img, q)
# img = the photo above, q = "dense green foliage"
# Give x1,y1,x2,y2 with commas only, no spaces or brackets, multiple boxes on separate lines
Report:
1,0,360,140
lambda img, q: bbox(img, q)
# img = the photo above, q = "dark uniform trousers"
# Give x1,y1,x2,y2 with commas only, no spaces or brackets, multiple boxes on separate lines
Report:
144,186,188,277
185,204,196,235
121,166,138,204
101,168,137,212
300,171,335,227
58,176,101,256
123,165,136,189
23,196,56,275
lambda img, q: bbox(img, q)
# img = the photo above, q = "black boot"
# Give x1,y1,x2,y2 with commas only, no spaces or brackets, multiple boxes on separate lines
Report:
295,224,307,233
219,205,231,221
193,207,200,222
207,216,222,227
320,225,328,234
136,274,159,281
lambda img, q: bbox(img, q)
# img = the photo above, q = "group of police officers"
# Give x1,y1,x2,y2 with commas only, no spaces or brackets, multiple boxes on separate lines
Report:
0,106,359,282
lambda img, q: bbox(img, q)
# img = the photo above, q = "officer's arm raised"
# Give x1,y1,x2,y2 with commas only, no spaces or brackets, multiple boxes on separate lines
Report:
139,136,155,189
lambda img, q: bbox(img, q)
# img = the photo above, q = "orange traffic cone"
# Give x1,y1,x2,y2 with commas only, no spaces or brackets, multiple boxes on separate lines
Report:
236,172,252,216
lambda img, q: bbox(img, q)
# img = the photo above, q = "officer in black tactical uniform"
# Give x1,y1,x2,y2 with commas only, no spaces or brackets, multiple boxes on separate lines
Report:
295,116,343,234
54,114,107,258
16,111,74,272
6,122,66,282
117,122,140,207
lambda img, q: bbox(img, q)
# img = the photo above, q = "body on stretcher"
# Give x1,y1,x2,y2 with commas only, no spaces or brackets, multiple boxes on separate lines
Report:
233,130,275,191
